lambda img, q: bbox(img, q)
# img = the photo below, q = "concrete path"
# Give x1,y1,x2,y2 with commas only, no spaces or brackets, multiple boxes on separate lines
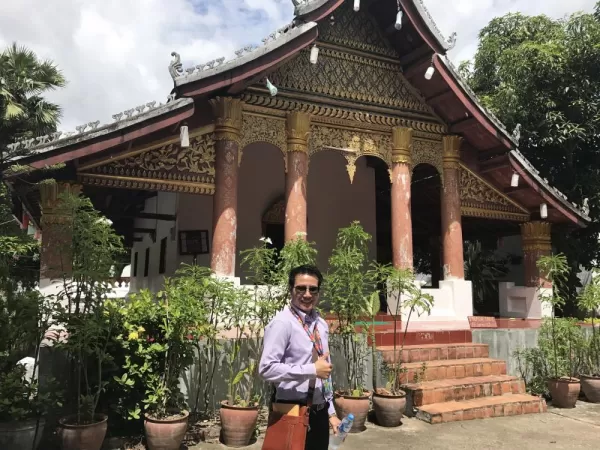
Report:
191,401,600,449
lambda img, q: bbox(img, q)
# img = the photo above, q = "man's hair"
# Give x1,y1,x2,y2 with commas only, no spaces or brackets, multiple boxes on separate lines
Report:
288,265,323,291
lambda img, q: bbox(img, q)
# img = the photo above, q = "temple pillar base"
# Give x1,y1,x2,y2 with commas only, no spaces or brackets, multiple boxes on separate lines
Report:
499,282,552,319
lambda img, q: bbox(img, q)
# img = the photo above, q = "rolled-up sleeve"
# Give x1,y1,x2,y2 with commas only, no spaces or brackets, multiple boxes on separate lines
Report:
259,319,317,382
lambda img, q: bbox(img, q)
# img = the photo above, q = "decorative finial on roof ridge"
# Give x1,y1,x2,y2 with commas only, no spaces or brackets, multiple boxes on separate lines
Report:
446,32,457,51
512,124,521,143
168,51,183,80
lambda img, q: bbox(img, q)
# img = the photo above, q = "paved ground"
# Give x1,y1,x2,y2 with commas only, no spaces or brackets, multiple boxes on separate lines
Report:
190,401,600,449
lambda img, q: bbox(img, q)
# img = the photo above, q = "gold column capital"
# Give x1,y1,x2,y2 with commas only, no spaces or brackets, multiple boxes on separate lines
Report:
391,127,413,165
39,181,81,225
520,221,552,252
286,111,311,154
210,97,244,142
442,135,462,169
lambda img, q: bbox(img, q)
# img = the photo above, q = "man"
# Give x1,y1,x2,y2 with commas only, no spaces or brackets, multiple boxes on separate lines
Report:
259,265,341,449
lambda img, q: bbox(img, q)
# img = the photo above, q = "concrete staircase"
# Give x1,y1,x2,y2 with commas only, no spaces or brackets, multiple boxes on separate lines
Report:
378,342,547,424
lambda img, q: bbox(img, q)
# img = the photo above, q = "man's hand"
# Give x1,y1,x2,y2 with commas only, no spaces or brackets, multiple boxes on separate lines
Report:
329,415,341,435
314,352,332,379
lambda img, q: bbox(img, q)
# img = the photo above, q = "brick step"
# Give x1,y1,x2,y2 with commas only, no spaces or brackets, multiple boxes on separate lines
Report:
379,343,489,364
400,358,507,383
402,375,525,406
374,329,472,347
416,394,547,424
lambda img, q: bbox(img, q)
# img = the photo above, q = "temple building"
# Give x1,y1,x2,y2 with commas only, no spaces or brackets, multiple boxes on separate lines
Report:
5,0,589,330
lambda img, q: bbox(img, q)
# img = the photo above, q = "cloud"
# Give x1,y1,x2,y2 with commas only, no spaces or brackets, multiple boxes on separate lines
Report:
0,0,596,130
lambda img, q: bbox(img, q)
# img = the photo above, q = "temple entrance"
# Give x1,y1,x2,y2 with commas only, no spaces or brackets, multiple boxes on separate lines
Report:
411,164,442,288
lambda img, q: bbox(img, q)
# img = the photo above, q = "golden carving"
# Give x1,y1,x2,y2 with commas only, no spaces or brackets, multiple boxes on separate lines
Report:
268,46,430,114
412,139,443,178
210,97,243,142
392,127,412,165
317,1,399,58
241,93,446,135
520,221,552,252
286,111,311,154
443,135,462,169
345,155,358,184
460,165,529,221
308,125,391,164
240,113,287,168
79,173,214,195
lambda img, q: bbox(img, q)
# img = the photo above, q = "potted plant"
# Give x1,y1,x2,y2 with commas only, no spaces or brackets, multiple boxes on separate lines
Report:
577,271,600,402
368,264,433,427
116,265,212,450
218,280,259,447
326,222,374,433
50,193,124,450
537,254,581,408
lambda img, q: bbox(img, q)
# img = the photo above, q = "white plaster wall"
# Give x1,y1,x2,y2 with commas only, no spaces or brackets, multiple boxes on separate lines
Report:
308,153,377,271
236,143,286,281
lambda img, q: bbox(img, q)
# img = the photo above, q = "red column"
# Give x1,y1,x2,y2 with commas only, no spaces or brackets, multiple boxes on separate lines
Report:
521,221,552,287
209,97,243,277
391,127,413,269
39,182,81,283
441,135,465,279
285,111,310,242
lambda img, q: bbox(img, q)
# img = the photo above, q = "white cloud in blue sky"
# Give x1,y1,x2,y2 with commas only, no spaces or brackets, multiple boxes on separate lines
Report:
0,0,596,131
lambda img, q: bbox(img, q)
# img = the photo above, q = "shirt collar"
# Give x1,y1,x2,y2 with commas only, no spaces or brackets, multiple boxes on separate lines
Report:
290,304,318,325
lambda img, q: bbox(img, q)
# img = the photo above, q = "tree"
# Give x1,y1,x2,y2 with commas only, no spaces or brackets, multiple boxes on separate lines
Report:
460,4,600,310
0,43,66,168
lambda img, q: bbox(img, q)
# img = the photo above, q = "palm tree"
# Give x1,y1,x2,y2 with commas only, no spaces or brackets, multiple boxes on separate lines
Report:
0,42,66,169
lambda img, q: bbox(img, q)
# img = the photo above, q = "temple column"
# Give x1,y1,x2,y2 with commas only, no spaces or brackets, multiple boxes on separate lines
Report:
441,135,465,279
285,111,310,242
390,127,414,269
39,181,81,287
521,221,552,287
209,97,243,277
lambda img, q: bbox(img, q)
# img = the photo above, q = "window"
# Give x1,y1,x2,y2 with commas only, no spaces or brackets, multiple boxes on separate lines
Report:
144,248,150,277
133,252,139,277
159,238,167,275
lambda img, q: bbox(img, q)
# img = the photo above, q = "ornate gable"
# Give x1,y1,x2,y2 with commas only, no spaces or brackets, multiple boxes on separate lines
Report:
460,165,529,222
77,128,216,195
266,1,432,116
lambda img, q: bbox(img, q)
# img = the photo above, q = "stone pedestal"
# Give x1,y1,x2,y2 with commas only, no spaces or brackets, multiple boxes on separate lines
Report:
521,221,552,288
39,182,81,286
390,127,413,269
285,111,310,242
209,97,243,277
441,135,464,280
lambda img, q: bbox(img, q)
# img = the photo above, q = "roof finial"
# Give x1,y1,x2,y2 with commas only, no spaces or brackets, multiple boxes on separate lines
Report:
446,32,457,50
513,124,522,143
169,52,183,80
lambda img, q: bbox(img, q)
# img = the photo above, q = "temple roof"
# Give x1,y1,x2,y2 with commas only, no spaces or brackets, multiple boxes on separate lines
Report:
4,0,590,227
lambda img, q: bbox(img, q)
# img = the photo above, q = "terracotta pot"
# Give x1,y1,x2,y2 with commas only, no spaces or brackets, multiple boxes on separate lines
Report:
547,377,580,408
219,401,259,447
372,390,406,427
333,391,371,433
0,418,45,450
144,411,189,450
580,374,600,403
58,414,107,450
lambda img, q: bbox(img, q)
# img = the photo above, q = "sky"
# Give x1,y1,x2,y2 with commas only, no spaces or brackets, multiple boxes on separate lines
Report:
0,0,597,132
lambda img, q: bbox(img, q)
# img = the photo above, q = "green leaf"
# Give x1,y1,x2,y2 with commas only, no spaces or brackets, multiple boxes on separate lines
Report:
369,291,380,317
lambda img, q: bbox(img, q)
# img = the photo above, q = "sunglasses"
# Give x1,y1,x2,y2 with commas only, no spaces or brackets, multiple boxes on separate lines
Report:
294,285,320,295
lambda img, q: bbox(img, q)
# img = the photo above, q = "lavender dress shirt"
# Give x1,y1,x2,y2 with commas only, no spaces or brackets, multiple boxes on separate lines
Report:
259,305,335,416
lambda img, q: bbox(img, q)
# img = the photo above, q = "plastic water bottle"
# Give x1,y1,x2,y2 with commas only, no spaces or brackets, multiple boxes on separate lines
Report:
328,413,354,450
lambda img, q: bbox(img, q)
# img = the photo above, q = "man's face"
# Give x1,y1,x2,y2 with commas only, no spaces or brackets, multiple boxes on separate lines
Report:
291,273,320,313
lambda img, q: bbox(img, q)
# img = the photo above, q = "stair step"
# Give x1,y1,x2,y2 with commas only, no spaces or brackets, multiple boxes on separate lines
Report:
379,343,489,363
400,358,507,383
416,394,547,424
403,375,525,406
375,329,472,346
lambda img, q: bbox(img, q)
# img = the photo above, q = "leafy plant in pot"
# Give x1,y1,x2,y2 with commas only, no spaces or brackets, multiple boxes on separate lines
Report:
115,265,211,450
537,254,581,408
576,271,600,402
368,264,433,427
49,193,125,450
325,222,374,433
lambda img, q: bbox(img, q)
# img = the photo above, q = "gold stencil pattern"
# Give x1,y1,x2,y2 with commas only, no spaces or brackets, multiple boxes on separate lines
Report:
317,0,399,58
412,139,443,176
240,113,287,162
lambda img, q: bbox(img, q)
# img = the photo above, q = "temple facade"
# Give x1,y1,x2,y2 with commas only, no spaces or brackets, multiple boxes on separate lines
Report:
6,0,589,329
